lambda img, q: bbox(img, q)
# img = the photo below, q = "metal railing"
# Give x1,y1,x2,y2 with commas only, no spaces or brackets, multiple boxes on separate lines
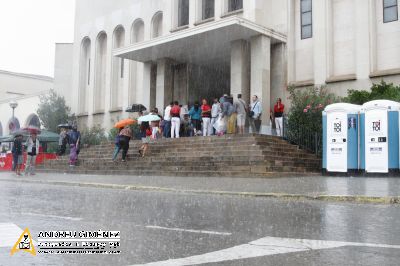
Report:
282,116,322,157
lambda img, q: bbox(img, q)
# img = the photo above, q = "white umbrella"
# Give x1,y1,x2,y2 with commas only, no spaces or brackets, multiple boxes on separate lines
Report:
138,114,161,122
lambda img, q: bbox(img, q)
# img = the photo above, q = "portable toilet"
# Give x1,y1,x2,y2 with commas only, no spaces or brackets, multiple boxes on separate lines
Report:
360,100,400,173
323,103,361,173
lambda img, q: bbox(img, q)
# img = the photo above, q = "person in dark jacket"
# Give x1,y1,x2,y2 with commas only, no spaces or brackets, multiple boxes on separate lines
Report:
12,134,23,175
68,126,81,166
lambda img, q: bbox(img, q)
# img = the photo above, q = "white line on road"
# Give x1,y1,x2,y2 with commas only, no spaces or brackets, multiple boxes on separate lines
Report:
144,225,232,236
22,212,83,221
0,223,23,248
132,236,400,266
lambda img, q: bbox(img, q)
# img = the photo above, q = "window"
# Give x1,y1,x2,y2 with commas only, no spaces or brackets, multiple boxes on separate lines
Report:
383,0,398,23
301,0,312,39
202,0,214,20
178,0,189,26
228,0,243,12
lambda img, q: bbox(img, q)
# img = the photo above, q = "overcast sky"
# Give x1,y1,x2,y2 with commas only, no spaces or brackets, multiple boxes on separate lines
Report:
0,0,75,77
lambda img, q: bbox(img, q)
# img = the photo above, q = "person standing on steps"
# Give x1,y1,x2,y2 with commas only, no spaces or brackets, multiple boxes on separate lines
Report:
170,101,181,138
163,102,173,138
211,97,221,135
249,95,262,134
25,132,40,175
234,94,247,134
68,125,81,167
273,98,285,137
119,125,132,162
201,99,212,136
189,101,202,136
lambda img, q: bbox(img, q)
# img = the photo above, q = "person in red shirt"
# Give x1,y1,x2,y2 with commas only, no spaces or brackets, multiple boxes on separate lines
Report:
170,101,181,138
273,98,285,136
201,99,212,136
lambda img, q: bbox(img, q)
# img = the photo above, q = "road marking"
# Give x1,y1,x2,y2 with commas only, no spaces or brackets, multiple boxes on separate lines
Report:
23,212,83,221
145,225,232,236
133,236,400,266
0,223,24,248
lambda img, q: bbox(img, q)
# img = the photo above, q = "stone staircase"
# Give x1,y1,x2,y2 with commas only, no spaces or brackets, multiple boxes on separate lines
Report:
37,134,322,177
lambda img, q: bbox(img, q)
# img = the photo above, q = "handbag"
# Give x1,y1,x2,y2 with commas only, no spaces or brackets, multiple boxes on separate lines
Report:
249,102,259,118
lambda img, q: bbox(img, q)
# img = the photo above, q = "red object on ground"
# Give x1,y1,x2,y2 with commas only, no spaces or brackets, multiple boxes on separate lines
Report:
0,153,57,171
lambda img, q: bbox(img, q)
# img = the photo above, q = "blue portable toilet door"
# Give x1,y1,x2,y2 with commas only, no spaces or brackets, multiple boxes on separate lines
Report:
326,111,348,172
364,108,388,173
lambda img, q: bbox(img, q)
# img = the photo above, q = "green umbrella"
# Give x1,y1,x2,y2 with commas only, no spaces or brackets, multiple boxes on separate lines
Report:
0,130,59,143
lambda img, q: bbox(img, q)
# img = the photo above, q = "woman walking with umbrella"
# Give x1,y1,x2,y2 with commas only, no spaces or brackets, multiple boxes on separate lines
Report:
138,114,161,157
114,119,135,162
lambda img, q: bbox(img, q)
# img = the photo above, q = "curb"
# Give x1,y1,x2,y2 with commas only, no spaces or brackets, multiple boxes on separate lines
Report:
1,178,399,204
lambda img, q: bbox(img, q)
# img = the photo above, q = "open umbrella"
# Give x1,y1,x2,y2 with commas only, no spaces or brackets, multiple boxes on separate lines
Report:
114,118,136,129
138,114,161,123
22,126,41,135
58,123,72,129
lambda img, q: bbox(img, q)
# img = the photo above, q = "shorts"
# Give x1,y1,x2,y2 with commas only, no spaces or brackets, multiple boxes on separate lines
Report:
142,137,151,144
17,155,23,165
237,114,246,127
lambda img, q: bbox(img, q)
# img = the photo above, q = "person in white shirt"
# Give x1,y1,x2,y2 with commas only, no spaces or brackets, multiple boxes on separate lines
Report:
249,95,262,133
211,97,221,135
163,102,173,138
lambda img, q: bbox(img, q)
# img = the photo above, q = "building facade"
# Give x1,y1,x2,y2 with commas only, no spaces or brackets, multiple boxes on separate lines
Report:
59,0,400,132
0,70,53,137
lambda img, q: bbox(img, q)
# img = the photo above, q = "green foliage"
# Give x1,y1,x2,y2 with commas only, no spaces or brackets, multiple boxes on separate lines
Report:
80,125,107,146
287,86,339,133
46,143,59,154
37,90,75,132
108,127,120,141
344,81,400,105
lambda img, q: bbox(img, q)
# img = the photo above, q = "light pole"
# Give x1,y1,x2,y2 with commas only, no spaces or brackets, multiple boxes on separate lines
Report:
9,101,18,119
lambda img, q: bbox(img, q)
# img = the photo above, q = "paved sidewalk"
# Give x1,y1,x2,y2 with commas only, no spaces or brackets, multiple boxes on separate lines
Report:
1,172,400,203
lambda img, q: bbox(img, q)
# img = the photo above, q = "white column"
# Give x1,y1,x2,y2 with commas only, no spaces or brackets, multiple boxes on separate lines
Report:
141,62,152,111
189,0,196,26
231,40,250,102
156,58,173,113
251,35,271,133
368,0,377,73
355,0,372,80
313,0,328,85
287,0,296,84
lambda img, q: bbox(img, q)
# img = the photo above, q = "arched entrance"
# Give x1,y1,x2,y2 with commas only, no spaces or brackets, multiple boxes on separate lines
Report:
24,114,41,129
8,117,20,134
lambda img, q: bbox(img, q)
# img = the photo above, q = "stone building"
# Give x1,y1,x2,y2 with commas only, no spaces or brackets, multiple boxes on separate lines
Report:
0,70,53,137
55,0,400,132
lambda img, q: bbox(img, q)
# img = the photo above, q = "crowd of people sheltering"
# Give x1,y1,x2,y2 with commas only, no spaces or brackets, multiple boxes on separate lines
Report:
11,95,285,171
112,94,285,162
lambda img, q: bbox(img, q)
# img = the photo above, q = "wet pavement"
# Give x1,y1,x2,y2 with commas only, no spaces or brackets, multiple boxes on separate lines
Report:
0,177,400,265
1,172,400,197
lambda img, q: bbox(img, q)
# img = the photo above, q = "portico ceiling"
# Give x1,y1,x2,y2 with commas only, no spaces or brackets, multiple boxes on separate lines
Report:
114,17,286,66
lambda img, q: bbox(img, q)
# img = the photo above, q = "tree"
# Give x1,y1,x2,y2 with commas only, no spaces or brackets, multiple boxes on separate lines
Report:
37,90,74,132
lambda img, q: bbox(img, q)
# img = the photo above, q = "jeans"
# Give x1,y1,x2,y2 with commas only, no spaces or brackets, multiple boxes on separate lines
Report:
275,117,283,136
249,117,262,133
120,136,130,160
25,155,37,175
163,120,171,138
211,117,218,135
112,145,121,160
171,117,180,138
202,117,211,136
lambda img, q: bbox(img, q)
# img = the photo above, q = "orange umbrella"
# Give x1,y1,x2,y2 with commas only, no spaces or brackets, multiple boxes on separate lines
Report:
114,119,136,129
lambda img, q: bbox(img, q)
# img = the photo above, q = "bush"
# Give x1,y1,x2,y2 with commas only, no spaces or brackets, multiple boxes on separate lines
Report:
344,81,400,105
287,86,339,133
80,125,107,147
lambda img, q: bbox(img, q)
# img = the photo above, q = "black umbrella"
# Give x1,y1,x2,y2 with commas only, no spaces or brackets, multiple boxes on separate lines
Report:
126,104,147,113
